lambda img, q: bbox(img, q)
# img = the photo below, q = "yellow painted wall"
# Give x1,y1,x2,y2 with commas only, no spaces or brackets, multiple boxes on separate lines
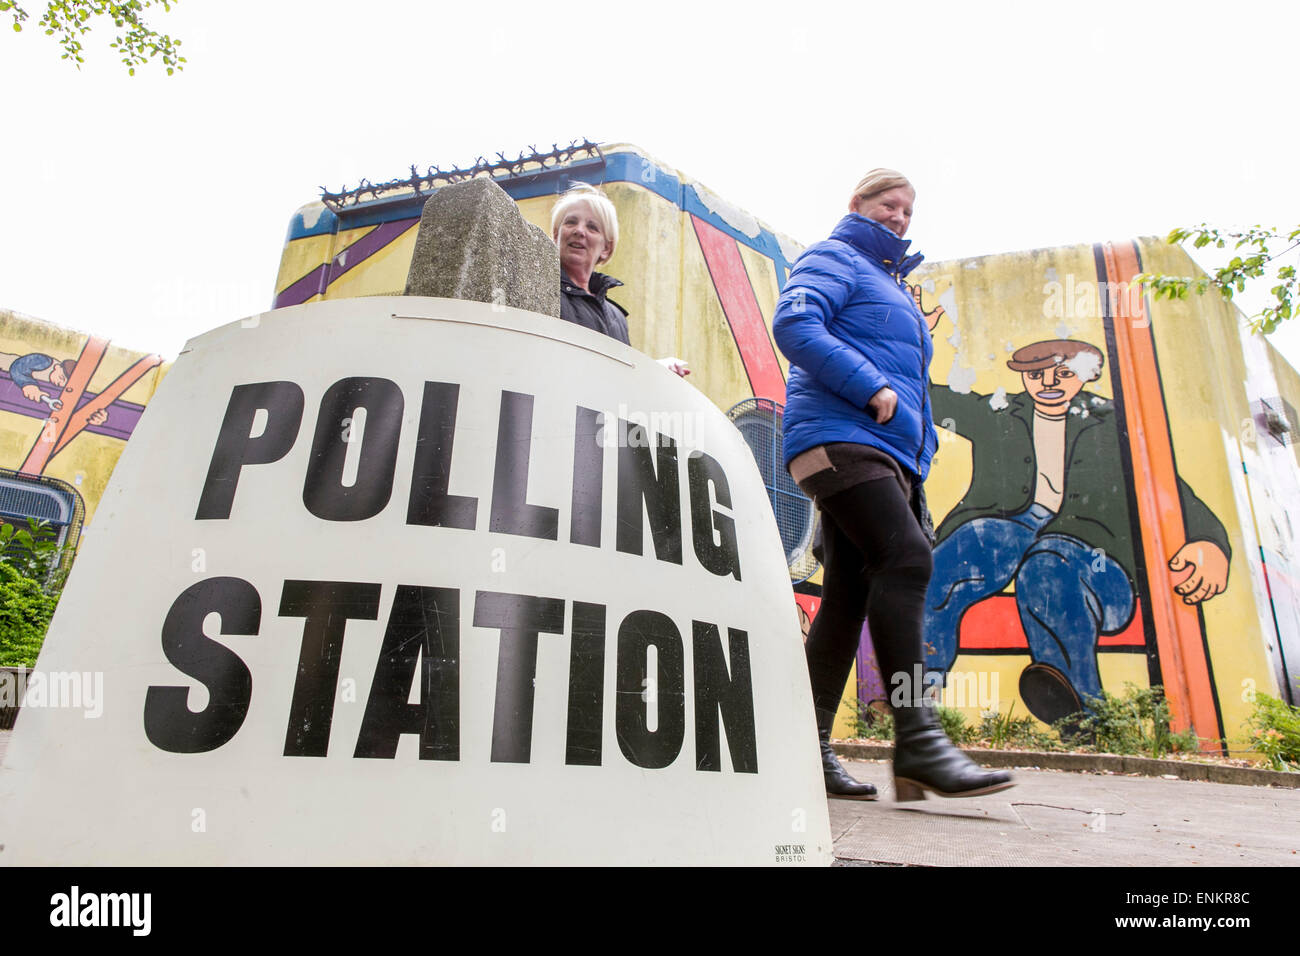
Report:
0,309,169,529
266,147,1300,754
892,240,1292,752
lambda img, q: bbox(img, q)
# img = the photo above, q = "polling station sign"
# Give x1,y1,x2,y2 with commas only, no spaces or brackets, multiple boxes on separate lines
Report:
0,296,832,865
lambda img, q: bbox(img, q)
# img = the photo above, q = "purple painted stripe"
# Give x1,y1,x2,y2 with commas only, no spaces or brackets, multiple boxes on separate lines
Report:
329,217,419,281
855,624,886,710
272,216,420,309
273,264,329,309
0,377,145,443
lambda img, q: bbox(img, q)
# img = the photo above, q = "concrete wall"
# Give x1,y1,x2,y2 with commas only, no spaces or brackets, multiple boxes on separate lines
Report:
268,145,1300,752
272,144,799,420
904,239,1297,751
14,141,1271,756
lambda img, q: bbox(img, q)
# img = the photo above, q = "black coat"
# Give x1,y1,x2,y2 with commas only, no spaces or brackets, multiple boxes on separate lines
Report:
560,271,630,345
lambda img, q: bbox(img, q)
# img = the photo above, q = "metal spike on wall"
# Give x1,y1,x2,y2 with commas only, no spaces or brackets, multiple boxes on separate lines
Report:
319,139,604,212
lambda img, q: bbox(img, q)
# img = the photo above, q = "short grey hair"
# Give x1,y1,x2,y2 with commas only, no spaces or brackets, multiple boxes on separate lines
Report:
550,183,619,264
848,169,914,211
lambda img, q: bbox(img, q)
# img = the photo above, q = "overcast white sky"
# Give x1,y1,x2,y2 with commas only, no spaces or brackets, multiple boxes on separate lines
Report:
3,0,1297,365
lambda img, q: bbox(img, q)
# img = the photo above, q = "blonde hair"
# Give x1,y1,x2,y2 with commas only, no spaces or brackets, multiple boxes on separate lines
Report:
550,184,619,264
848,168,914,212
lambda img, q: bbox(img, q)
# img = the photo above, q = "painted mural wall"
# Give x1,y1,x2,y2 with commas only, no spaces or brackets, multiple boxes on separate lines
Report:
272,143,800,417
0,308,167,552
264,143,1298,754
904,240,1295,752
7,142,1292,757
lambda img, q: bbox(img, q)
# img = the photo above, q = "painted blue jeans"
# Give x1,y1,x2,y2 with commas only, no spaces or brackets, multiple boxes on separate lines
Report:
924,504,1135,703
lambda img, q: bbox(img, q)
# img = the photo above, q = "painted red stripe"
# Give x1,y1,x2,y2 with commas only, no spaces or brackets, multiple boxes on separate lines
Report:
690,216,785,403
959,595,1146,649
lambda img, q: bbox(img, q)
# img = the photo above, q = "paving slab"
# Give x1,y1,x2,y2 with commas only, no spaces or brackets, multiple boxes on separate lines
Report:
828,756,1300,866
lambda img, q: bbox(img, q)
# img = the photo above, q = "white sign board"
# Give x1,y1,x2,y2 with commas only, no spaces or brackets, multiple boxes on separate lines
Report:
0,297,832,865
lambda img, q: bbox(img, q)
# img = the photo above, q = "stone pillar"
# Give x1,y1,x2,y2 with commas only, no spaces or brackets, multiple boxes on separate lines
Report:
403,177,560,317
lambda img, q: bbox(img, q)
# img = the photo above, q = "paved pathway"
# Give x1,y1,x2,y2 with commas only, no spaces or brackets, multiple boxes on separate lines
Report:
4,730,1297,866
828,756,1300,866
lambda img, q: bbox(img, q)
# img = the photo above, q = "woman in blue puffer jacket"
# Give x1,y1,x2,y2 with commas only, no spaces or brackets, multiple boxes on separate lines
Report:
773,169,1013,803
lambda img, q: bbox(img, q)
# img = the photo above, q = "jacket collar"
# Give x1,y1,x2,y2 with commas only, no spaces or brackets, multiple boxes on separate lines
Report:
562,269,624,298
830,213,924,276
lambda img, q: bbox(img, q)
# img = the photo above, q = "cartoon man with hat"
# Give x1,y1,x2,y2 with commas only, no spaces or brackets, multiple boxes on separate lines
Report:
925,338,1230,724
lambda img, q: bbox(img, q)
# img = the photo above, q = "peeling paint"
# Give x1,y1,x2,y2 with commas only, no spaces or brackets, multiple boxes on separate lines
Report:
776,235,804,267
690,184,760,239
1066,350,1103,382
298,203,324,230
939,286,958,324
948,362,977,394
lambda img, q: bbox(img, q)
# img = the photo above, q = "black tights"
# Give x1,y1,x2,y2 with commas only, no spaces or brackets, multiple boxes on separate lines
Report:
805,476,934,719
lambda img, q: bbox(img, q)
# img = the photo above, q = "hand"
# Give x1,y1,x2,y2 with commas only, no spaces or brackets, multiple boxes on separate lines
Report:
657,356,691,378
88,408,108,426
21,384,41,402
868,387,898,424
1168,541,1229,604
907,282,946,333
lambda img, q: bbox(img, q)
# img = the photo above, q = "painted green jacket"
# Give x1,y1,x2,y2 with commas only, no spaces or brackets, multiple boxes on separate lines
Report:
930,385,1231,582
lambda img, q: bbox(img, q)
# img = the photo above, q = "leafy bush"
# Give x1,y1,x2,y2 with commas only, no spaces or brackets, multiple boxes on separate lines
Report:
1247,693,1300,771
936,704,975,745
849,703,977,745
0,561,59,667
1059,684,1201,758
0,517,69,588
846,685,1210,758
977,704,1065,751
851,700,893,740
0,518,70,666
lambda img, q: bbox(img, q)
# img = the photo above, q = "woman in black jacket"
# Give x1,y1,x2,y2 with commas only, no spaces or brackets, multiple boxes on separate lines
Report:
551,184,632,345
549,185,690,377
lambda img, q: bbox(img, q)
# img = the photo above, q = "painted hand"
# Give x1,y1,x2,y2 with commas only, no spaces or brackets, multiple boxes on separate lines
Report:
1168,541,1229,605
907,282,945,333
657,356,691,378
88,408,108,426
21,384,41,402
868,387,898,424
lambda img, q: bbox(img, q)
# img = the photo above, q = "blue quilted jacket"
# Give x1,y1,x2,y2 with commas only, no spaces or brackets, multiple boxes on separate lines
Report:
773,213,937,480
